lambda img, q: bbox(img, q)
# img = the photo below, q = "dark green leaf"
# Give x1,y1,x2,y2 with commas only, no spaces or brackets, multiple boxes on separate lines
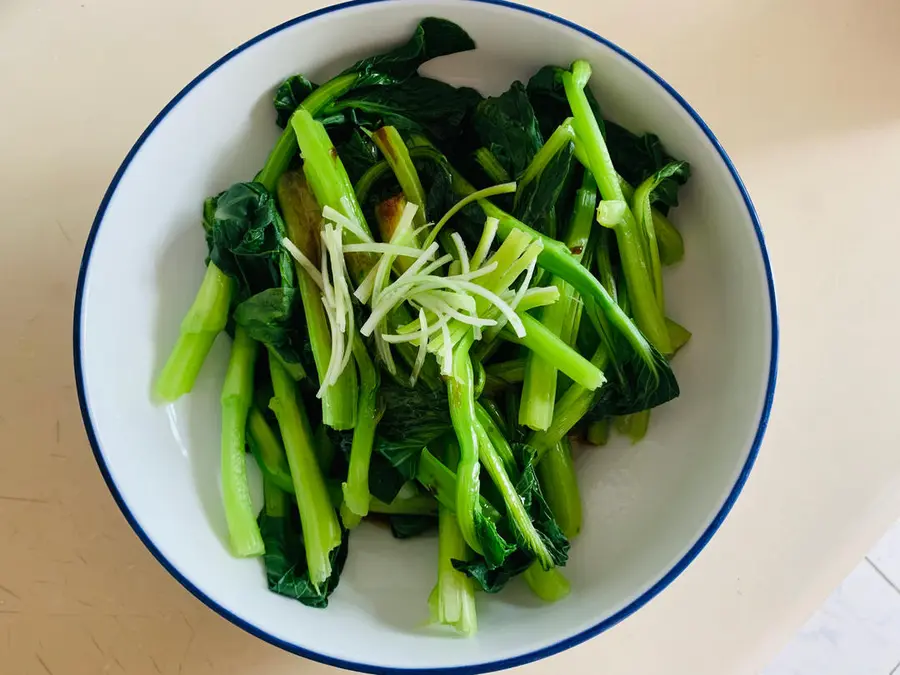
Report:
452,549,532,594
257,509,349,608
389,514,437,539
272,19,476,134
510,443,569,568
473,81,543,178
366,451,408,505
452,444,569,592
513,140,575,237
606,122,690,212
325,77,482,142
343,17,476,88
206,182,292,300
373,377,453,480
335,129,380,184
643,160,691,207
274,74,317,129
233,288,309,380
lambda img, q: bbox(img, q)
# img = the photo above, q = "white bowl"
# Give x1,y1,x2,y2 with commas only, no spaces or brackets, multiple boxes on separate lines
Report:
74,0,778,672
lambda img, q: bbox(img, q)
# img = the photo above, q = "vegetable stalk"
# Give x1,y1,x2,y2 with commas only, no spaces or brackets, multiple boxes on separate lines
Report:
278,171,358,429
428,440,477,635
371,126,427,230
528,345,609,460
341,337,380,520
536,438,582,539
429,505,478,635
476,412,558,570
257,73,359,192
268,358,342,589
503,312,605,392
562,60,671,354
155,262,233,402
416,448,501,522
520,173,597,430
220,326,263,556
523,563,570,602
447,331,485,554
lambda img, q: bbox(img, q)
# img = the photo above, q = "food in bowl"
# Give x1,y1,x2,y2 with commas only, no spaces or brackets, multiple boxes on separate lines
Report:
154,17,693,636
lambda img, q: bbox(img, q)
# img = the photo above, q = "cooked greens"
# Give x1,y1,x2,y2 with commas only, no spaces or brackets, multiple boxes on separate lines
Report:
155,17,693,633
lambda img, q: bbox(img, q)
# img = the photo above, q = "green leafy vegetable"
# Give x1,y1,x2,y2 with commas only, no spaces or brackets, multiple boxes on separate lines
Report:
169,20,701,629
342,18,476,88
206,182,292,299
390,514,437,539
233,288,307,381
274,74,317,129
258,482,349,608
536,438,581,539
473,82,544,178
155,261,232,401
259,17,477,190
631,161,691,311
326,77,482,142
606,122,689,212
278,170,358,428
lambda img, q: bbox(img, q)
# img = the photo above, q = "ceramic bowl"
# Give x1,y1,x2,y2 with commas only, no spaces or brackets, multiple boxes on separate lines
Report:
74,0,778,672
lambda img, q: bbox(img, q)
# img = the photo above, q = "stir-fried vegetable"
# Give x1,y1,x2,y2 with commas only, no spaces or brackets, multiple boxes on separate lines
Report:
154,17,694,630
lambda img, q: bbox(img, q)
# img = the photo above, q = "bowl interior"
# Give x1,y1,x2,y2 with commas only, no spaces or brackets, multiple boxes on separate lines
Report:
77,0,774,671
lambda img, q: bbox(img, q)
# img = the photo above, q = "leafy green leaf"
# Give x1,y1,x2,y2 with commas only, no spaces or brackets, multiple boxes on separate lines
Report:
510,444,569,567
389,514,437,539
513,140,575,237
473,82,544,178
274,74,317,129
342,17,476,88
257,508,349,608
375,377,453,472
452,444,569,592
233,288,309,380
367,451,409,505
606,122,689,212
334,129,380,185
206,182,293,300
325,77,482,142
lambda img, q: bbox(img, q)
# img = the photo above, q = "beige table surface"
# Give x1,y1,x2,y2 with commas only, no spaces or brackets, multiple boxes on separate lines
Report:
2,0,900,673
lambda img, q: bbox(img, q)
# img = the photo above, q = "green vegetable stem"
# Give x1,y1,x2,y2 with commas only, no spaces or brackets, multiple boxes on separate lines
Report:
341,337,380,521
520,171,597,430
536,438,582,539
155,262,233,402
220,326,263,557
278,170,358,429
268,358,342,589
562,59,671,354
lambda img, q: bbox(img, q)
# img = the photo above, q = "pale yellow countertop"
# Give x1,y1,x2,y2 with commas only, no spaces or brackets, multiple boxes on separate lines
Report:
2,0,900,673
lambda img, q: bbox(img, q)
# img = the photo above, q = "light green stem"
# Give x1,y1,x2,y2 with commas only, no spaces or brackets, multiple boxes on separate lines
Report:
537,438,582,539
529,346,610,460
563,61,671,354
155,262,233,402
257,73,359,191
220,326,263,557
523,563,570,602
268,358,342,589
341,338,379,520
520,175,596,430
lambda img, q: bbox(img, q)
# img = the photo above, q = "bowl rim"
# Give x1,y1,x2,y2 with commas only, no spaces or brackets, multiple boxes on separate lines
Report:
73,0,779,672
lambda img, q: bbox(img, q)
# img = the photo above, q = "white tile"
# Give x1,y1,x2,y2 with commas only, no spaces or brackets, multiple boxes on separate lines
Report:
763,560,900,675
869,518,900,592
